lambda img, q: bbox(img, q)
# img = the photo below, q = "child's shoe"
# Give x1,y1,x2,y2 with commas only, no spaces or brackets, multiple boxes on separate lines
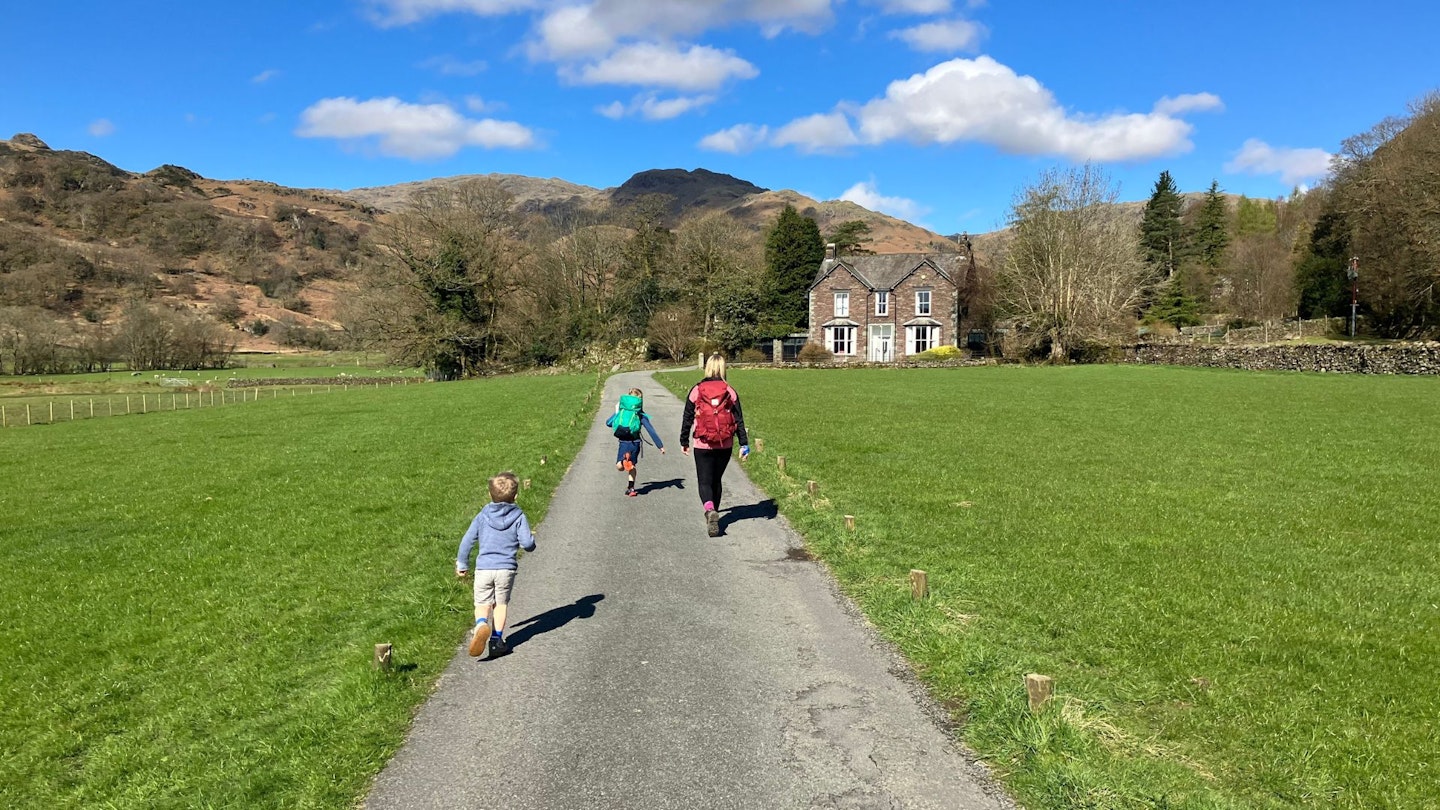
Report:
621,453,635,473
626,487,638,497
468,619,491,658
489,634,510,657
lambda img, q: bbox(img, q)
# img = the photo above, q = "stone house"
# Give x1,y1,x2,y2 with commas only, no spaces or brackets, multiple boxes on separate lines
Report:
807,249,968,362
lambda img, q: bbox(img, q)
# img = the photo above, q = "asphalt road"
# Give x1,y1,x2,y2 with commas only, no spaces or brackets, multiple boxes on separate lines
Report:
364,371,1016,810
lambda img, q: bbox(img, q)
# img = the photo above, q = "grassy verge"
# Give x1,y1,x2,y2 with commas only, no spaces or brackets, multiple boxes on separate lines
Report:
659,365,1440,809
0,373,601,808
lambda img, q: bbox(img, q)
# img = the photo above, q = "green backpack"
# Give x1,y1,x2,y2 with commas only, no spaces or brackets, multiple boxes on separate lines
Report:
613,394,643,440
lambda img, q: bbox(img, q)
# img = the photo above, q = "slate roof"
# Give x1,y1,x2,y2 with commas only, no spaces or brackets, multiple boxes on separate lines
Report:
809,253,967,291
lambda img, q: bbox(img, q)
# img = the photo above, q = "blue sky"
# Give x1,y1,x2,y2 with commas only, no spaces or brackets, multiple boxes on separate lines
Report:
3,1,1436,235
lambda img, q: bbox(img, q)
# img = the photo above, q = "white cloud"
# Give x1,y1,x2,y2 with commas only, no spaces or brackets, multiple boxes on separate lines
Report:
772,112,858,153
366,0,539,26
296,97,535,158
597,94,717,120
1224,138,1334,185
251,69,281,84
891,18,984,52
698,123,771,153
1153,92,1224,115
531,0,834,59
840,180,930,223
852,56,1201,161
465,95,504,113
421,55,488,76
87,118,115,137
869,0,952,13
571,43,757,91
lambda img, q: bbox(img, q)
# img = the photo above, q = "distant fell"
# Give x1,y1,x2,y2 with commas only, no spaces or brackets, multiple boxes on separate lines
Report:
610,168,767,218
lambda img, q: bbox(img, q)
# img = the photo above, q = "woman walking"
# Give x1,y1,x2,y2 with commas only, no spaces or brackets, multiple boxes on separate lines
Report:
680,355,750,537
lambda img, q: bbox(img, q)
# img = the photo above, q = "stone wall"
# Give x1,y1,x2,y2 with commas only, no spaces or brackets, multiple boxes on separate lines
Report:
1128,342,1440,374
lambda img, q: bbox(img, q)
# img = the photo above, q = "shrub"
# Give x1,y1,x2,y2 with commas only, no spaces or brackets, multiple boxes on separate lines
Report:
797,342,833,364
247,319,270,337
737,347,767,363
911,344,964,361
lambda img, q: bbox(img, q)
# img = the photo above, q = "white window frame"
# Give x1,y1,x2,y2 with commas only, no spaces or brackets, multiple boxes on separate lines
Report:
906,325,938,354
833,291,849,318
825,325,856,356
875,291,888,316
915,289,932,316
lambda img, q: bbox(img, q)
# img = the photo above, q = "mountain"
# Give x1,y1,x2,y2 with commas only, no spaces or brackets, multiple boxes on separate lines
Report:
1,134,962,360
0,133,378,350
343,168,959,254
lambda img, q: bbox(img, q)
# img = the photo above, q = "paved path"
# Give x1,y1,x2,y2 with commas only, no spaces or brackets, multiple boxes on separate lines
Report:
365,371,1016,810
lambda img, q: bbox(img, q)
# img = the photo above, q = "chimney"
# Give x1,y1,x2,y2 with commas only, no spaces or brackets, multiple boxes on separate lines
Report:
826,242,838,260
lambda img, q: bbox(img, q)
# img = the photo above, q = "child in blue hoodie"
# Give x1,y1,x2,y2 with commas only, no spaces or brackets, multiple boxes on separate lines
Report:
455,471,536,659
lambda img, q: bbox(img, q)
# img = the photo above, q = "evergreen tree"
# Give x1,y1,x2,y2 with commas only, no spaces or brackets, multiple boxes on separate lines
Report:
1191,180,1231,270
763,204,825,334
1146,275,1203,328
1294,208,1351,318
824,219,874,256
1138,170,1184,277
1234,196,1279,236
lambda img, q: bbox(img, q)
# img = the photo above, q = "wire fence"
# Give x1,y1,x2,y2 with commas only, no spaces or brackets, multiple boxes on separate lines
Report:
0,379,426,429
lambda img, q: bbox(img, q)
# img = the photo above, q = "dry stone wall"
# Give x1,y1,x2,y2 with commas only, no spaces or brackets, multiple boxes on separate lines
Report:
1128,343,1440,374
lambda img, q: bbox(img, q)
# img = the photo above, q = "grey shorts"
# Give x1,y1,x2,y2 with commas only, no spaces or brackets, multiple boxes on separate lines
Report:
473,569,517,609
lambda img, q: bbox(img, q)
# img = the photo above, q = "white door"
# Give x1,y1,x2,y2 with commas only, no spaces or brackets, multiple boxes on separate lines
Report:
868,325,894,361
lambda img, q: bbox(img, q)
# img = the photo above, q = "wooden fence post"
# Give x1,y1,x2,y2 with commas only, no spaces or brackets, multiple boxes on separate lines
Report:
374,643,393,672
50,402,54,422
807,480,818,497
71,401,75,421
909,569,928,600
777,455,787,472
756,437,764,453
845,515,855,532
27,404,32,425
2,405,6,427
1024,674,1053,712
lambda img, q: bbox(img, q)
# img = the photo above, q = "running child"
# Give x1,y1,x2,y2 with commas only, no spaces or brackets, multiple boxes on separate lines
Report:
455,471,536,659
605,387,665,497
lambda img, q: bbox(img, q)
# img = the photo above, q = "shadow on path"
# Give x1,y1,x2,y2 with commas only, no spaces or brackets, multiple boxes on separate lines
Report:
720,499,778,532
635,477,685,495
506,594,605,648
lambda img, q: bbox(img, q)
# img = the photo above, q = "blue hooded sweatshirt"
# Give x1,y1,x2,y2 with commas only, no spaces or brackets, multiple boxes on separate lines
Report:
456,501,535,572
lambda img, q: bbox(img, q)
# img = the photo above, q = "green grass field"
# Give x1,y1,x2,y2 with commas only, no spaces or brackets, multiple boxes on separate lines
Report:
660,365,1439,810
0,373,599,808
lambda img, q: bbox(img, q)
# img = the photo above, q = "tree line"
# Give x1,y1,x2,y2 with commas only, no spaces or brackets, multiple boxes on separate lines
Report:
340,184,864,376
993,90,1440,359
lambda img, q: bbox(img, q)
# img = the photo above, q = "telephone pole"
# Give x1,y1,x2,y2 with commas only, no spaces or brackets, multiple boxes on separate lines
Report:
1347,257,1359,337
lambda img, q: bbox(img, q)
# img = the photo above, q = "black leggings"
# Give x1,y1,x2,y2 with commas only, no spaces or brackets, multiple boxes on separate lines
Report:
693,447,732,510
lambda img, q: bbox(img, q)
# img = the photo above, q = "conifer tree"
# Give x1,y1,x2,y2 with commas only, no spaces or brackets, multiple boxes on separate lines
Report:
1139,170,1184,277
763,204,825,333
1191,180,1231,270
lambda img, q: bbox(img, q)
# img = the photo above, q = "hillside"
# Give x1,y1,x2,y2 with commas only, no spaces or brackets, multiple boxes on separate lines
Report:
0,133,378,352
341,168,960,254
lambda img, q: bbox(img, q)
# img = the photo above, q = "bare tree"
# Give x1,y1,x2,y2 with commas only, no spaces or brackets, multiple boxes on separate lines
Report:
647,303,699,360
355,179,526,376
1330,92,1440,337
996,165,1149,360
672,211,763,339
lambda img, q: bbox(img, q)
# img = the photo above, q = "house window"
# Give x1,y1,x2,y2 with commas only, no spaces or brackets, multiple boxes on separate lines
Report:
833,291,849,318
906,325,938,354
915,289,932,316
875,291,888,316
826,326,856,356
